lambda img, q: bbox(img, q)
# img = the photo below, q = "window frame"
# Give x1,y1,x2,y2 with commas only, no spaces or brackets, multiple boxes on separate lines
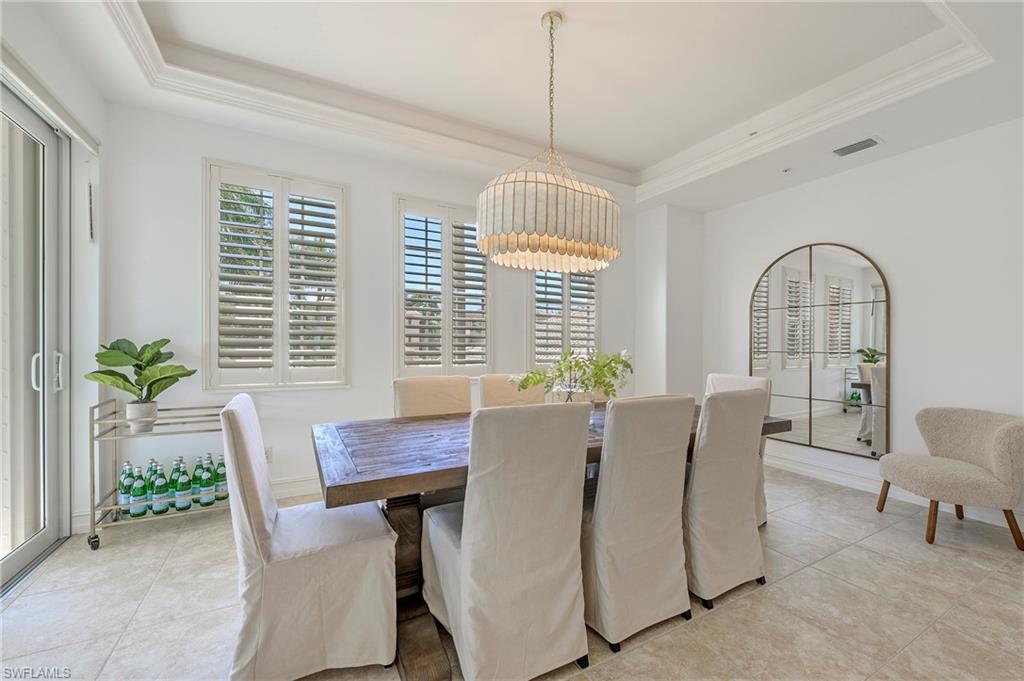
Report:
202,159,349,391
528,270,602,367
393,194,493,378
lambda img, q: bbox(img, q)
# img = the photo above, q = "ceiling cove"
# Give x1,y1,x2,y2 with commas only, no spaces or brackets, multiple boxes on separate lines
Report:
103,1,993,204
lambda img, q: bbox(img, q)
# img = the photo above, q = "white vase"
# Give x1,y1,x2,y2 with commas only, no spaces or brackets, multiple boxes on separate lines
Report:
126,401,158,434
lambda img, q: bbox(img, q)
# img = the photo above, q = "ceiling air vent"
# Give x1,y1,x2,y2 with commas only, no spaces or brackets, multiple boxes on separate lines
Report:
832,138,880,157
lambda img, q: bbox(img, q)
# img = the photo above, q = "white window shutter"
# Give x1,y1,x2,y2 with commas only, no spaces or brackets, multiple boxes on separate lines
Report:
533,271,599,365
451,219,487,367
752,274,769,368
568,273,597,355
206,163,346,388
783,268,812,368
285,180,344,382
826,276,853,366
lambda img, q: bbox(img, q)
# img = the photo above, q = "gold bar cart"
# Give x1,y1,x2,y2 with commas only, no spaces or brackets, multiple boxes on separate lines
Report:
87,399,227,549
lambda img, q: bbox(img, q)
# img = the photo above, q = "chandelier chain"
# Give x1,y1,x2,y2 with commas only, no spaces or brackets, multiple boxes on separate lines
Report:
548,16,555,153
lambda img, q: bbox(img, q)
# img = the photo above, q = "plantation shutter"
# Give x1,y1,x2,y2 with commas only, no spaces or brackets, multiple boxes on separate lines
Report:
826,276,853,365
534,271,565,365
783,268,812,368
533,271,599,365
451,219,487,366
568,273,597,355
215,176,276,377
286,181,343,381
751,274,769,368
402,210,444,369
207,164,346,388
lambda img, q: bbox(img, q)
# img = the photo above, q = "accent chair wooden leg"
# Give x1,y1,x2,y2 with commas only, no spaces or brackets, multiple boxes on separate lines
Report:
955,504,964,520
876,481,890,512
926,500,939,544
1004,510,1024,551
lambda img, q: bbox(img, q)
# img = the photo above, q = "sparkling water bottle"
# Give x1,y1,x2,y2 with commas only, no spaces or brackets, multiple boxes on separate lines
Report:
191,457,205,501
117,463,133,520
130,466,148,518
214,455,228,501
199,465,216,507
175,468,192,512
151,465,170,515
145,459,157,510
169,461,182,496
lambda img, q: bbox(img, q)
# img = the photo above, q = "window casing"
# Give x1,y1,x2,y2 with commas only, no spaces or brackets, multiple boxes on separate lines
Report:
825,275,854,366
205,162,346,389
397,196,490,376
783,267,812,369
531,271,599,366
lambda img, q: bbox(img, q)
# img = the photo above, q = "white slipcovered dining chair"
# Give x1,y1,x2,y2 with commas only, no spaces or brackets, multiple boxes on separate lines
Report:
582,395,696,652
705,373,771,526
421,403,593,681
878,407,1024,550
393,375,471,417
856,363,873,443
220,394,398,681
684,389,767,609
479,373,545,407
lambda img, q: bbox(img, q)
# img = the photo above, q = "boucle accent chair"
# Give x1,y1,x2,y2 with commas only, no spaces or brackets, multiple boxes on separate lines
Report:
877,408,1024,550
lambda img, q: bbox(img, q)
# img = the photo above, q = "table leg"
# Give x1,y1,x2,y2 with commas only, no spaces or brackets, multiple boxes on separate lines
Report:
384,495,451,681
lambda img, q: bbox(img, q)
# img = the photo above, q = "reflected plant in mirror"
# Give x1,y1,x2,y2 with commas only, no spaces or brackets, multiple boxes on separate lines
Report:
855,346,886,364
514,350,633,403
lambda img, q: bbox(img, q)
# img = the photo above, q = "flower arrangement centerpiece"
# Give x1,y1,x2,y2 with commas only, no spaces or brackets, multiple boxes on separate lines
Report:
513,350,633,403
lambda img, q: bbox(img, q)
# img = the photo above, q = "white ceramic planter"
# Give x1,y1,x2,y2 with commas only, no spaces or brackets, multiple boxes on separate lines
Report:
126,401,158,434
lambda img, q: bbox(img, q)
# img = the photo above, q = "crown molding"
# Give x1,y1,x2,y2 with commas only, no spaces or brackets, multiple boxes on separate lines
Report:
636,2,994,203
101,1,637,186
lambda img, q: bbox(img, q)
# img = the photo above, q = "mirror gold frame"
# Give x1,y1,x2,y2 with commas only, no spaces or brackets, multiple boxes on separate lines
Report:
748,243,891,458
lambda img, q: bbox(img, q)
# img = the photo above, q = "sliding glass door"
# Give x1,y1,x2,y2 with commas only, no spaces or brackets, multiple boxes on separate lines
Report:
1,86,65,587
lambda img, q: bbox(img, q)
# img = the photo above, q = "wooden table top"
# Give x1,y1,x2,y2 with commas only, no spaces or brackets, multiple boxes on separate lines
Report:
313,405,792,508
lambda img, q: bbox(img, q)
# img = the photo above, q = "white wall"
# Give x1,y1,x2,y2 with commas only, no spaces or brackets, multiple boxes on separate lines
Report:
98,104,636,509
702,117,1023,522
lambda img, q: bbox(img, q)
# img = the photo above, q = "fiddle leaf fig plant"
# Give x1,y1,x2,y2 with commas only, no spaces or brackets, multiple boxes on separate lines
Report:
85,338,196,402
514,350,634,403
855,346,887,364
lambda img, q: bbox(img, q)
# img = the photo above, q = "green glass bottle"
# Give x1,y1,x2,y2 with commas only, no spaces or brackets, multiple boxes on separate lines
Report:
151,465,170,514
129,466,148,518
145,460,157,510
117,464,133,520
191,457,205,501
175,467,192,511
168,462,181,497
214,455,228,501
199,465,216,507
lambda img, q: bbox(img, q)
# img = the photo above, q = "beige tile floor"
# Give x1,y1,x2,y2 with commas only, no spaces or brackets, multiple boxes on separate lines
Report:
2,468,1022,681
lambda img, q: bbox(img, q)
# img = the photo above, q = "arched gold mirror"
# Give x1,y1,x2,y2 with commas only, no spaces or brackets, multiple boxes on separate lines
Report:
749,244,890,458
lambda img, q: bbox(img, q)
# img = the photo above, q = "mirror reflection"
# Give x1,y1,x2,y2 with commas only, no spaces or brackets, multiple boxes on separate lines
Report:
750,244,889,457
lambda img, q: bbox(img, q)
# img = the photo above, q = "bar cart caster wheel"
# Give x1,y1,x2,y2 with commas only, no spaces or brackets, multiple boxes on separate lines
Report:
88,535,100,550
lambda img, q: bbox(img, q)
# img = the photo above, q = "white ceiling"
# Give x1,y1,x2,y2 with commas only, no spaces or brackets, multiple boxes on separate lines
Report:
137,1,943,173
16,2,1023,210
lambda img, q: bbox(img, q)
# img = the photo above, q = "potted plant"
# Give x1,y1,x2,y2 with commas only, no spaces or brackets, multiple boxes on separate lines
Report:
855,347,886,364
513,350,634,403
84,338,197,433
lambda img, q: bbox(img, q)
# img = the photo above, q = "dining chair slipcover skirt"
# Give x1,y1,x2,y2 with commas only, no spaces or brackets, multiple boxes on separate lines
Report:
869,365,887,455
393,375,471,417
421,403,593,681
581,395,696,646
857,363,873,441
704,374,771,526
684,389,767,601
221,394,398,681
479,373,546,407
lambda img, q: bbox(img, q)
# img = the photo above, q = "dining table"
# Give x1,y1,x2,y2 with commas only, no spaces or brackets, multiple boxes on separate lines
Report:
312,404,792,681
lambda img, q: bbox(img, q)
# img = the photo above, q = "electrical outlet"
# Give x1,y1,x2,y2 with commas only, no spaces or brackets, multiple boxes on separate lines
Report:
265,447,273,462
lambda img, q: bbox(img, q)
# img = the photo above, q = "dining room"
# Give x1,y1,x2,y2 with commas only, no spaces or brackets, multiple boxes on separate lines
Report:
1,2,1023,680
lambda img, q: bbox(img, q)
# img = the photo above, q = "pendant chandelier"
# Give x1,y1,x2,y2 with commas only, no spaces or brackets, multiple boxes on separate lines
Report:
476,11,621,273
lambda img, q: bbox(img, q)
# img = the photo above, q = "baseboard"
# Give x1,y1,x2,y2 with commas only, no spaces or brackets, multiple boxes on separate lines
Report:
764,444,1017,529
70,474,323,536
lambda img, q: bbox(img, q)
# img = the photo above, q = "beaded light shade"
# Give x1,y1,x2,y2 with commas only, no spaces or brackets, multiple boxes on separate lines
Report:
476,11,621,273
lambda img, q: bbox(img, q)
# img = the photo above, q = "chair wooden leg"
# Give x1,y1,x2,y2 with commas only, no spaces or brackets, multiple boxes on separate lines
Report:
926,500,939,544
681,609,692,621
955,504,964,520
608,642,621,653
701,598,714,610
876,481,890,512
1004,510,1024,551
575,655,590,670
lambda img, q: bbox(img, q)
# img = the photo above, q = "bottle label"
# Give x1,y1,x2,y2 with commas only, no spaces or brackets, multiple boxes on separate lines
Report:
152,493,170,513
175,490,192,510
